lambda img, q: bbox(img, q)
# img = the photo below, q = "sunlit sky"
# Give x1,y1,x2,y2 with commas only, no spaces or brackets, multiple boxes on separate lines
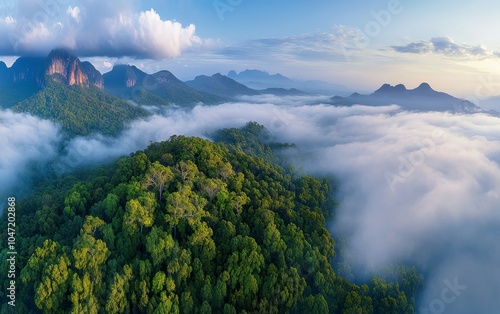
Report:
2,0,500,98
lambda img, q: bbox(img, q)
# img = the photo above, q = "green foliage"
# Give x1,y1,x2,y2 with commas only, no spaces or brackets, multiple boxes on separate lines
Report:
131,88,171,106
1,122,422,313
12,78,149,136
0,80,40,108
105,68,226,106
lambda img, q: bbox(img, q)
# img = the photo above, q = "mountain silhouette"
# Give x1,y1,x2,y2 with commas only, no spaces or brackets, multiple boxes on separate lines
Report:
330,83,482,113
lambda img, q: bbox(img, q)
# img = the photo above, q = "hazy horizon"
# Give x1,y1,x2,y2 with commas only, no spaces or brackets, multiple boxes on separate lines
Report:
1,1,500,100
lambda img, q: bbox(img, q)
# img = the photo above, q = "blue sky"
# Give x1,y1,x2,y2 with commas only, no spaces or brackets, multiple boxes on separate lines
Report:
1,0,500,99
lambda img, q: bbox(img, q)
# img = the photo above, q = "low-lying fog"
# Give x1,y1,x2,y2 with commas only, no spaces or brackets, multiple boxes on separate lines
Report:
3,94,500,313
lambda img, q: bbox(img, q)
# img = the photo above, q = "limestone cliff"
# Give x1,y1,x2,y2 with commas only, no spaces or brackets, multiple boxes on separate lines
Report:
46,49,89,87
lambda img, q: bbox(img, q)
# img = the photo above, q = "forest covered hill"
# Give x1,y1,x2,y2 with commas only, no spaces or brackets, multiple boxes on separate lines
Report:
0,123,422,313
12,79,150,137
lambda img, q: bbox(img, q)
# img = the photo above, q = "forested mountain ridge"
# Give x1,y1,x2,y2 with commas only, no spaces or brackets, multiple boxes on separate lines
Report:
185,73,307,98
185,73,261,98
0,49,150,137
0,49,105,109
0,123,422,313
104,65,226,106
12,78,150,137
0,49,225,137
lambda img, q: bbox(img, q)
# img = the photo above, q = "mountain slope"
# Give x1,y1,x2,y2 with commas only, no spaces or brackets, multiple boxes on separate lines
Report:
186,73,260,98
104,65,226,105
0,80,39,108
330,82,482,112
0,49,106,108
228,69,348,94
4,123,423,313
81,61,104,90
12,79,149,136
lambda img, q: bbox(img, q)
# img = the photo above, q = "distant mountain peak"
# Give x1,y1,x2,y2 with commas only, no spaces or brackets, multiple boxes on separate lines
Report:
47,48,76,60
228,69,292,81
331,82,481,113
186,72,259,98
241,69,270,75
152,70,180,84
227,68,348,94
112,64,142,72
374,83,437,95
81,61,104,90
104,64,147,88
394,84,407,91
415,82,434,92
373,83,406,94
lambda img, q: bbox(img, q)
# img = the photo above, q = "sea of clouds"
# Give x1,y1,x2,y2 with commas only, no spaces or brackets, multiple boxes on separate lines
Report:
2,95,500,313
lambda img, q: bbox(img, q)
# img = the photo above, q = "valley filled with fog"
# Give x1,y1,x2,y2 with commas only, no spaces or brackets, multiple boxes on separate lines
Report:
2,94,500,313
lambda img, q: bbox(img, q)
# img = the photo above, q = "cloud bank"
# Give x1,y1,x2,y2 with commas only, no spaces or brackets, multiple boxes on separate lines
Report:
0,1,212,58
392,37,500,60
4,95,500,313
0,109,59,198
218,25,366,63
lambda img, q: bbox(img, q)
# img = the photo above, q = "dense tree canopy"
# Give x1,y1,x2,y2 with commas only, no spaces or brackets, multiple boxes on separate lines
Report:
0,123,422,313
12,78,150,137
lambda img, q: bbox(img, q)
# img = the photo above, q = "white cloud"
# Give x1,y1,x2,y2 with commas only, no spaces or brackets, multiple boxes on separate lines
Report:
0,110,60,198
66,6,80,22
219,25,365,63
4,95,500,312
0,16,15,25
0,2,212,59
130,9,201,59
57,99,500,313
392,37,500,60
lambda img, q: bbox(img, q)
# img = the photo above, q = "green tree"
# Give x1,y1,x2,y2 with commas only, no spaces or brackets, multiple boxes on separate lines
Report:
20,240,72,313
143,161,174,200
175,160,199,185
69,272,99,314
146,226,175,266
81,216,105,237
226,236,265,309
201,178,226,201
166,186,207,239
123,193,156,235
105,270,132,313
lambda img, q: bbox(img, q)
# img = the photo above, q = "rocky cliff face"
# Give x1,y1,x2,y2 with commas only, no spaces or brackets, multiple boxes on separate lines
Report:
81,61,104,90
1,49,106,89
46,49,90,87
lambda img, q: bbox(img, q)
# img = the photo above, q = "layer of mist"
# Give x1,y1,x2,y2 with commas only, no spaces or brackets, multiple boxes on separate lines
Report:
0,110,60,199
2,95,500,313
